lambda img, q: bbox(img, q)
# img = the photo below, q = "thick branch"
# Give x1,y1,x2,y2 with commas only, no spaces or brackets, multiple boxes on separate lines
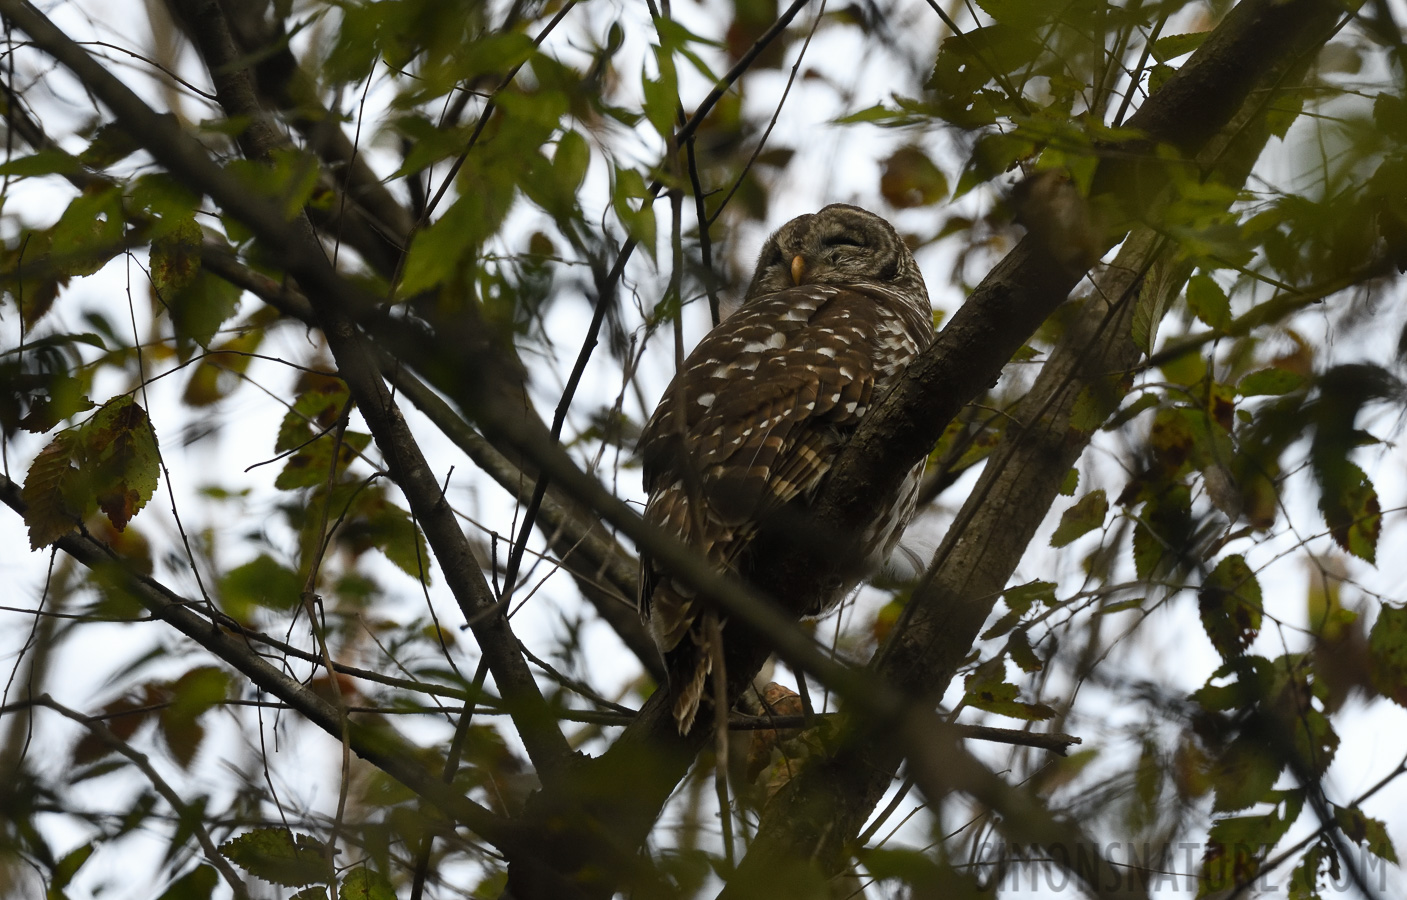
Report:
165,0,405,273
728,0,1346,887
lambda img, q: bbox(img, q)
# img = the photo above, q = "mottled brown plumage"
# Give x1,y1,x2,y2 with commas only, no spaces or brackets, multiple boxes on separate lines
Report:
638,204,934,733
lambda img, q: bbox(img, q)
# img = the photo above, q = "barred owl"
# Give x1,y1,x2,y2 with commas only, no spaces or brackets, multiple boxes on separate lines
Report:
638,204,934,733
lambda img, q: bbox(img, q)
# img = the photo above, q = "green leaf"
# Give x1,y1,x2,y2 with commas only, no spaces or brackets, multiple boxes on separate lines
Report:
1288,841,1333,900
973,0,1055,28
1003,580,1056,614
1186,273,1231,331
0,148,80,177
1211,734,1280,812
23,396,162,546
1237,368,1306,396
275,431,370,491
164,271,243,358
219,554,303,619
1132,484,1192,580
554,130,590,195
21,430,84,548
160,667,231,768
1008,628,1043,673
1201,807,1296,894
963,664,1055,721
641,72,677,143
83,396,162,533
1315,461,1380,562
1103,392,1159,430
156,865,218,900
1050,489,1108,547
150,218,203,301
80,123,143,169
879,146,948,208
1369,604,1407,708
340,868,397,900
220,829,327,888
862,847,978,893
50,843,95,892
50,186,127,277
1199,555,1263,658
1131,271,1172,354
1333,806,1398,863
1151,31,1209,63
357,499,430,582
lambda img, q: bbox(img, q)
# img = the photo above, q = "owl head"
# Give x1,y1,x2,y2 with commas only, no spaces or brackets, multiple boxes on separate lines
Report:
742,203,926,303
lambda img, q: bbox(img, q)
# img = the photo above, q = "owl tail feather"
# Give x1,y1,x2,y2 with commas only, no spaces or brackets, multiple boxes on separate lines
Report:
667,629,715,735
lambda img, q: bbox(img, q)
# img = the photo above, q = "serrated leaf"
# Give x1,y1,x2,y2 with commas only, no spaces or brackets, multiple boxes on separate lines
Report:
1211,734,1280,812
1151,31,1209,63
150,218,203,301
1369,604,1407,708
1131,270,1172,354
21,431,84,548
1098,597,1145,615
50,186,127,277
159,667,231,769
362,500,430,582
220,830,327,888
83,396,161,532
275,431,370,490
79,123,143,169
1199,555,1263,658
1313,458,1380,562
1288,841,1331,900
1132,484,1192,580
1003,580,1056,614
165,271,242,357
1008,628,1043,673
1186,273,1231,331
1333,807,1398,863
340,868,396,900
963,670,1055,721
1050,489,1108,547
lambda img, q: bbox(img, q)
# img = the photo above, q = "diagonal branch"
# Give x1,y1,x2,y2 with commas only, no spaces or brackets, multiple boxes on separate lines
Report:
37,695,253,900
196,246,661,679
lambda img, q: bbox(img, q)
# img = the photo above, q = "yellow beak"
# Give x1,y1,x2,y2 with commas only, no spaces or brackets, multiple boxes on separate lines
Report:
790,254,806,285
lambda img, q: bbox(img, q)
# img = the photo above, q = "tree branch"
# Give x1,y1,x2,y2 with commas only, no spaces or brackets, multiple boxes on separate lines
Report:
728,0,1347,887
37,695,253,900
0,475,576,882
0,0,574,779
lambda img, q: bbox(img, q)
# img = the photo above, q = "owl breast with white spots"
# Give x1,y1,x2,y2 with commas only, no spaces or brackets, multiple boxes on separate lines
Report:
638,204,935,733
